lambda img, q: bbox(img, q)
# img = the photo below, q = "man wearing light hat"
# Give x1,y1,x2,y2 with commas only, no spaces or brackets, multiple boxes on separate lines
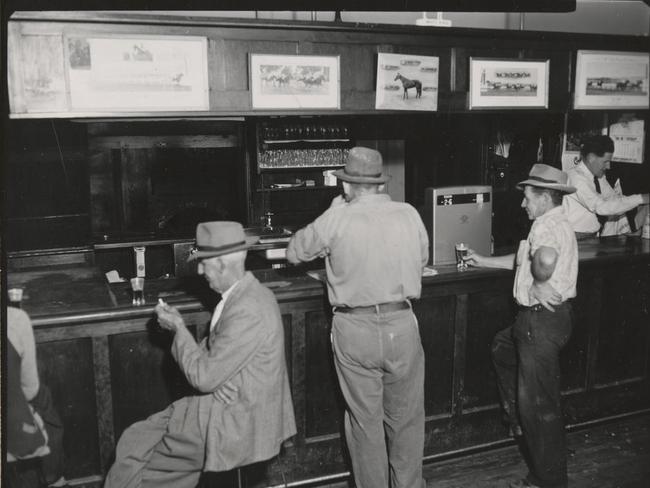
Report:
105,221,296,488
465,164,578,488
287,147,429,488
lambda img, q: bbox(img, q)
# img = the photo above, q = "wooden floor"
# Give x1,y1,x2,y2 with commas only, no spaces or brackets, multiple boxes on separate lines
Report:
319,413,650,488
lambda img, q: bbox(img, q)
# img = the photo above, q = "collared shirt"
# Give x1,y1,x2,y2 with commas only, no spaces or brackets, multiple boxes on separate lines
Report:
287,193,429,307
563,161,643,233
209,279,240,332
7,306,40,401
513,205,578,306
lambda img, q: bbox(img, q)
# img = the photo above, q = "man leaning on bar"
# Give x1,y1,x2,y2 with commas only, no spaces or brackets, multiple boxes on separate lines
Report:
465,163,578,488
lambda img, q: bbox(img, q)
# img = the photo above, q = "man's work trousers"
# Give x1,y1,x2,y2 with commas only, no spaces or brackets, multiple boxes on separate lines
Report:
331,308,426,488
104,396,208,488
492,302,573,488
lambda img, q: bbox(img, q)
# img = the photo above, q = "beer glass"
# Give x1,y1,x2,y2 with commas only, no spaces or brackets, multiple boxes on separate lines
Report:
130,277,145,306
455,243,468,271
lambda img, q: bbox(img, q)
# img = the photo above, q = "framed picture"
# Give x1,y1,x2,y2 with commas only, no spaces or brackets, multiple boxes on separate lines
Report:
375,53,439,111
250,54,340,109
469,58,549,109
66,35,209,112
574,50,649,110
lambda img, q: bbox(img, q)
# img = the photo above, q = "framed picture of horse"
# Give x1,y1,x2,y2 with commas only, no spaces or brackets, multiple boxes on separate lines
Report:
573,51,649,110
250,54,340,110
375,53,439,111
469,58,549,110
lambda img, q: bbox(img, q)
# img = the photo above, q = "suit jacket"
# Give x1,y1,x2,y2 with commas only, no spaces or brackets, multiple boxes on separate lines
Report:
171,271,296,471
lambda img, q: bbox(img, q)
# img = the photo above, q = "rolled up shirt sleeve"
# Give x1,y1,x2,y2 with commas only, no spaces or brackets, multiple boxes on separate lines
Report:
573,177,643,217
286,212,332,263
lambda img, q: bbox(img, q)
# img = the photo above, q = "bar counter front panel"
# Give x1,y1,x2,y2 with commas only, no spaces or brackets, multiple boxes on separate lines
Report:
11,237,650,487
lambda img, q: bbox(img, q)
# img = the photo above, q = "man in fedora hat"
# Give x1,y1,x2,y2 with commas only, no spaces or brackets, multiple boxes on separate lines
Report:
287,147,429,488
465,164,578,488
104,221,296,488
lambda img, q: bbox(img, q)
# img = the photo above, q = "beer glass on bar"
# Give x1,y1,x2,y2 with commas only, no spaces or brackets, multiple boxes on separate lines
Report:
455,243,468,271
130,278,145,306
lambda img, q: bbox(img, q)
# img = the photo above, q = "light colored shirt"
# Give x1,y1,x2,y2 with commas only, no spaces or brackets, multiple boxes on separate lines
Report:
287,193,429,307
563,161,643,233
513,205,578,306
209,279,240,332
7,306,40,401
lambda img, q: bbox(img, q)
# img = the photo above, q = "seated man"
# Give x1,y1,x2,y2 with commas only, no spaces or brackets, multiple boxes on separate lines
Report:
563,135,649,239
104,221,296,488
7,306,67,488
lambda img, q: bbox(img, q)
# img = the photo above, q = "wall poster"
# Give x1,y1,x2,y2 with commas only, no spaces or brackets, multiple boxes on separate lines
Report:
375,53,439,111
66,35,209,112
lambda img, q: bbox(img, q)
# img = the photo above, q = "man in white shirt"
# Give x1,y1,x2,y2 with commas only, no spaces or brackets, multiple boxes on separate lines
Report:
563,135,649,239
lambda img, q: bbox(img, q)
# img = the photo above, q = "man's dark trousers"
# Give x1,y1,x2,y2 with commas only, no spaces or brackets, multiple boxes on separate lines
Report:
492,302,573,488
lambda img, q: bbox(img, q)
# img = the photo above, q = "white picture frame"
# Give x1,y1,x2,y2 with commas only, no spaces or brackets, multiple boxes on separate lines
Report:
66,35,209,112
469,58,549,110
573,50,649,110
250,54,340,110
375,53,439,111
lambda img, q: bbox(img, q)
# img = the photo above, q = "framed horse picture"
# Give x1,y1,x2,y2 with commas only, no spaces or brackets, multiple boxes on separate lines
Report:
250,54,340,110
573,51,649,110
469,58,549,110
375,53,439,111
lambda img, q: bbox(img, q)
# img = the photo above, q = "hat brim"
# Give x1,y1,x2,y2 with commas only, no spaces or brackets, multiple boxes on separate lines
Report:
332,168,390,184
187,236,259,261
516,179,576,194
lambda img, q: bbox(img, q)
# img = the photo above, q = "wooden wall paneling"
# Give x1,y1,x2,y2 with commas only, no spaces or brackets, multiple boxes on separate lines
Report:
120,146,153,233
92,335,116,472
36,337,101,479
452,294,469,417
522,48,572,111
304,308,345,439
594,265,650,386
88,149,115,237
413,293,456,417
560,270,594,392
463,281,517,411
108,324,197,439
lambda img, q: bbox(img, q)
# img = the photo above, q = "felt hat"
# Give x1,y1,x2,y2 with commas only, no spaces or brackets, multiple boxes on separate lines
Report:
332,147,390,184
516,164,576,194
187,221,258,261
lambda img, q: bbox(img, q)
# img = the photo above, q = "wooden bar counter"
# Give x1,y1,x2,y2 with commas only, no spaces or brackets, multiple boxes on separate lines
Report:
7,236,650,487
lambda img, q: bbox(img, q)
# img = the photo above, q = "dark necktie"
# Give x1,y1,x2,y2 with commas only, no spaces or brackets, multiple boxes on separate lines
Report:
593,176,608,231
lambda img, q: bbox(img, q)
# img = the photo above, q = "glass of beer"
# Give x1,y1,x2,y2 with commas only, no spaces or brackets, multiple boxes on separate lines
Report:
130,277,145,306
8,287,24,308
455,243,468,271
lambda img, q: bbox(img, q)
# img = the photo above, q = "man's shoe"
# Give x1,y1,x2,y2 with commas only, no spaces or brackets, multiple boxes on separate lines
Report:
509,479,541,488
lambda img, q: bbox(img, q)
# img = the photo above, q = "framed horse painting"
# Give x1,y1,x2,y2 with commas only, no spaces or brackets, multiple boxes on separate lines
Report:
375,53,439,111
469,58,549,110
250,54,340,110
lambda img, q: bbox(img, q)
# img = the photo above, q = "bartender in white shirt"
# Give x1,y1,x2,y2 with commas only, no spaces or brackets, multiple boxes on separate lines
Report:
563,135,649,239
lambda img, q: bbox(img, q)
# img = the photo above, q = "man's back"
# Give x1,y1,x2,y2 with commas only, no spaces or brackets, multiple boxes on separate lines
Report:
289,193,429,307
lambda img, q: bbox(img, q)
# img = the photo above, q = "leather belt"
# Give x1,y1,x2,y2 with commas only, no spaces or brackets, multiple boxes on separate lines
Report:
519,301,570,313
335,301,410,314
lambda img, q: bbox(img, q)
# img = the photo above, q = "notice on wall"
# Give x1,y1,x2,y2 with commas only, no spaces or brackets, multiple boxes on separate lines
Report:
609,118,645,164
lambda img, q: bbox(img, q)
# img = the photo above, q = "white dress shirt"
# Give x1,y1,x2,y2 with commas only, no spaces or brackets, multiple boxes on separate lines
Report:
209,279,240,332
563,161,643,234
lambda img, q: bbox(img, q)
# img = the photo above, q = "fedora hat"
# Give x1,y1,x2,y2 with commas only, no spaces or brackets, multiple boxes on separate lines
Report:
332,147,390,184
516,164,576,194
187,221,258,261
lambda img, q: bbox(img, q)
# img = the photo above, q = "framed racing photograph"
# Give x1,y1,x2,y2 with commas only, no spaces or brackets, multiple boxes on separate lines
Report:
250,54,340,109
573,50,649,110
469,57,549,110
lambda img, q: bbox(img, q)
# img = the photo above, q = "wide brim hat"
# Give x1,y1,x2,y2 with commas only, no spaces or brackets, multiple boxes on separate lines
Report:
516,163,576,194
187,221,258,261
332,146,391,184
